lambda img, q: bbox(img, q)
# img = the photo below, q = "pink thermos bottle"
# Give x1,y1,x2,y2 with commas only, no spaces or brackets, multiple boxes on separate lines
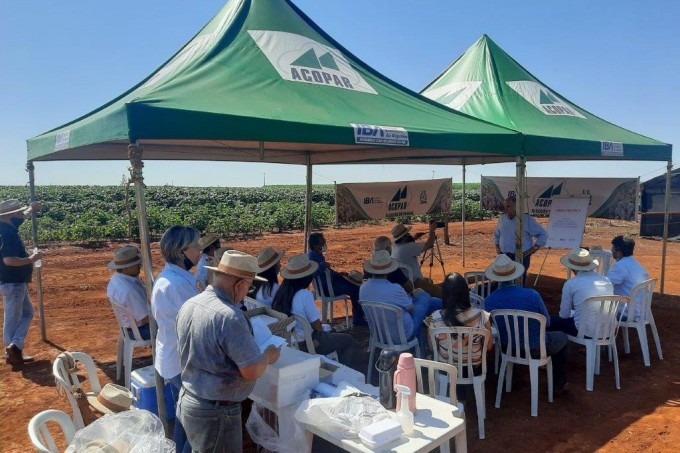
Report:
393,353,417,414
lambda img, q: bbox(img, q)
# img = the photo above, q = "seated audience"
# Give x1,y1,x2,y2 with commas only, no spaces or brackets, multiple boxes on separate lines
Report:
484,255,570,394
195,233,220,290
253,246,284,307
391,221,443,298
550,249,613,337
107,245,150,340
608,235,650,321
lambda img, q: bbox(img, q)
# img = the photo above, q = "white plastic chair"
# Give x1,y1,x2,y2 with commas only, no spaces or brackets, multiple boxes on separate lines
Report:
469,293,485,311
361,301,421,384
413,358,465,422
312,269,351,329
491,310,553,417
567,295,629,391
291,314,339,361
566,249,613,279
465,271,492,299
53,352,104,429
430,326,491,439
621,279,662,367
28,409,76,453
110,302,153,389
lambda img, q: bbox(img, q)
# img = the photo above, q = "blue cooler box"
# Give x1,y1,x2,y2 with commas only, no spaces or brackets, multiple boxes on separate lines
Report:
131,365,176,421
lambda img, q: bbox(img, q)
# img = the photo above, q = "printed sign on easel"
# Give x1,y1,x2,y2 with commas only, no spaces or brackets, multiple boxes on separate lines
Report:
546,197,590,249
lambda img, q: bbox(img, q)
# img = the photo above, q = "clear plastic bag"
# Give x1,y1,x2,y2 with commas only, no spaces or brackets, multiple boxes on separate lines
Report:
246,402,309,453
294,395,390,439
66,410,175,452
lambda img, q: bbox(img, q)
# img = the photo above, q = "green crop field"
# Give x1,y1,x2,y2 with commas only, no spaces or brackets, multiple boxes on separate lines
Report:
0,184,488,242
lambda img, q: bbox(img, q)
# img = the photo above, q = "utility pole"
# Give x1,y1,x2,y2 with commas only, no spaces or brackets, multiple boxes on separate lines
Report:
432,170,435,179
263,172,266,187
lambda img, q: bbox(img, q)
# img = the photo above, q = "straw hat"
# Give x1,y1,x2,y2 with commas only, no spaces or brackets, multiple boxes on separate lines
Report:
280,254,319,280
257,247,285,272
198,233,220,250
391,224,412,241
206,250,266,281
485,254,525,282
560,248,599,272
107,245,142,270
87,383,135,415
364,250,400,275
343,270,364,286
0,199,26,217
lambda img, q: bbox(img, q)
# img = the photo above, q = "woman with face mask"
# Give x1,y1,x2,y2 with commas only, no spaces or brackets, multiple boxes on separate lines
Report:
151,225,202,453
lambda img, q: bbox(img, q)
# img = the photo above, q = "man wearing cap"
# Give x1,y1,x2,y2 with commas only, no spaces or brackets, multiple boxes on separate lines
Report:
176,250,281,453
608,235,650,321
551,249,613,336
391,221,443,298
0,199,42,366
195,233,220,290
107,245,151,340
484,255,569,394
493,197,547,282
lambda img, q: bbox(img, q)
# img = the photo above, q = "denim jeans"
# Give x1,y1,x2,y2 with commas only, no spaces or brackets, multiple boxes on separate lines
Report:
1,283,34,350
177,388,243,453
127,323,151,340
167,374,191,453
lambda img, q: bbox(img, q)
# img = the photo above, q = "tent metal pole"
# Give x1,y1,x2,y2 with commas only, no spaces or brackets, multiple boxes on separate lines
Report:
462,165,466,267
660,160,673,295
26,161,47,342
128,143,169,437
304,153,312,253
516,157,526,286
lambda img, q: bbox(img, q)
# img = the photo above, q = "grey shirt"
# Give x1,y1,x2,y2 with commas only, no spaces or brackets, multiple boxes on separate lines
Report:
177,286,264,402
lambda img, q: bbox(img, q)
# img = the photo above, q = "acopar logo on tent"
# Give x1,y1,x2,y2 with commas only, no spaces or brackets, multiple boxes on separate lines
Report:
506,81,586,118
249,30,377,94
422,81,482,111
532,180,566,215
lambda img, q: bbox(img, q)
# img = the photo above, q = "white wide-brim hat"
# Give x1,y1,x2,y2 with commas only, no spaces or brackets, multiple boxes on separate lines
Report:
485,254,525,282
364,250,400,275
391,223,412,241
107,245,142,270
87,383,135,415
0,199,26,217
560,248,599,271
280,254,319,280
206,250,266,281
257,247,285,272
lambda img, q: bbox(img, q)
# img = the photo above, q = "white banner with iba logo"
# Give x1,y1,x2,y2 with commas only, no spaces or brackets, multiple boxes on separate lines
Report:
481,176,638,221
335,178,452,223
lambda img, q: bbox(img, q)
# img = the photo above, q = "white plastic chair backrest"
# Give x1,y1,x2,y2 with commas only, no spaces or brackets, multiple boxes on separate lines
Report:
361,301,410,348
28,409,76,453
429,326,491,381
312,269,337,299
413,358,459,406
109,301,145,342
572,295,628,341
469,293,485,311
292,314,317,355
490,310,547,363
464,271,492,299
590,250,613,276
52,352,102,429
627,279,657,323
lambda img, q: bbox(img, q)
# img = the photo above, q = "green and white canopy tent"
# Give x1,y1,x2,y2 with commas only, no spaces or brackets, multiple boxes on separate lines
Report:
25,1,523,430
421,34,673,292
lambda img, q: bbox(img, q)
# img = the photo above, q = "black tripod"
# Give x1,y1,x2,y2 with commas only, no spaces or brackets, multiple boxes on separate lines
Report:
420,234,446,280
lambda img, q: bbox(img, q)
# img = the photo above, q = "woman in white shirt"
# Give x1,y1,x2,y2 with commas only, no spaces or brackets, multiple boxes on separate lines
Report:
272,255,354,366
151,225,202,453
253,247,284,307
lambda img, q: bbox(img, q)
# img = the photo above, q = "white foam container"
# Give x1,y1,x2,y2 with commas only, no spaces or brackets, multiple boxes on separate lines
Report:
359,418,403,449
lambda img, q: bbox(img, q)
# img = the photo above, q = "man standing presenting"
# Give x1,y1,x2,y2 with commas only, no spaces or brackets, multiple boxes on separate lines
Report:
0,199,42,366
176,250,281,453
107,245,150,340
493,196,547,282
608,235,650,321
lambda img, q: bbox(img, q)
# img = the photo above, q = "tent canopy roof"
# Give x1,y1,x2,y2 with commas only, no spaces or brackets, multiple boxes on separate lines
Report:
421,34,672,162
27,0,522,166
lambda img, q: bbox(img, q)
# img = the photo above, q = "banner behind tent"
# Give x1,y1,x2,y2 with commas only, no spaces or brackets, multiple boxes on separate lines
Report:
546,197,590,249
335,178,452,223
481,176,638,220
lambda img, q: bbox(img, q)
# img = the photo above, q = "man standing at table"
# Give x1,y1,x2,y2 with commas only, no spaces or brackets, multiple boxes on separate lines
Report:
493,196,547,282
0,199,42,367
176,250,281,453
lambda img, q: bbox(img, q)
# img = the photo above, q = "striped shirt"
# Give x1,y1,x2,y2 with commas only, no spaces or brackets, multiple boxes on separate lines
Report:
426,307,490,365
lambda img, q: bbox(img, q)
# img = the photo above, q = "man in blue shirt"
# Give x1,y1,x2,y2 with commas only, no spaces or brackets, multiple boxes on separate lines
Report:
485,255,569,394
0,199,43,367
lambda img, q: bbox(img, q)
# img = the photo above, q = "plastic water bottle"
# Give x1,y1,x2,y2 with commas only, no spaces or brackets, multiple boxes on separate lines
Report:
395,384,414,436
33,247,42,268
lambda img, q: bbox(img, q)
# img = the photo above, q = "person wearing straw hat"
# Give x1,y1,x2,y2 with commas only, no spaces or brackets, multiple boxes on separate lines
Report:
0,199,42,366
252,246,285,307
550,249,613,337
484,255,570,394
272,254,355,366
176,250,281,453
106,245,150,340
195,233,221,290
391,221,443,298
307,232,364,326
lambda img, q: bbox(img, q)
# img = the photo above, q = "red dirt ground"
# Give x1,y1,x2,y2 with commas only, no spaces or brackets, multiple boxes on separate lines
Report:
1,219,678,452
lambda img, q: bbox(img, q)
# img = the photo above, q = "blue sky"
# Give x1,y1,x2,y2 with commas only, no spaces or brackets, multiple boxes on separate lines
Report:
1,0,677,187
